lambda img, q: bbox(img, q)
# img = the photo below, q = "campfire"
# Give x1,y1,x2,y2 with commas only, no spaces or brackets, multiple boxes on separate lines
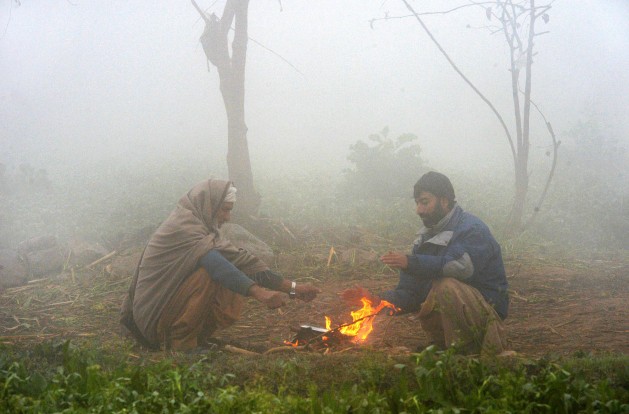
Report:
286,297,397,349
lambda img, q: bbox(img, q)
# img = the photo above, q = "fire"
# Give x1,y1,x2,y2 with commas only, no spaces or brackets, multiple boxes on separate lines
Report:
284,339,302,347
325,297,397,343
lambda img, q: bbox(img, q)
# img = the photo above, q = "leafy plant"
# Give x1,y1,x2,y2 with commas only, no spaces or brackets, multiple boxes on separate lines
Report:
341,126,425,199
1,341,628,413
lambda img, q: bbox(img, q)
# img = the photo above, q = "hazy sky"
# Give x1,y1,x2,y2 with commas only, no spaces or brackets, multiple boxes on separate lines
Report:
1,0,628,177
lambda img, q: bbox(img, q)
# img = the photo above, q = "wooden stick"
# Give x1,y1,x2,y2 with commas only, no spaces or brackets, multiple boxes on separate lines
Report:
224,344,260,356
509,289,528,302
41,300,74,308
335,346,355,354
85,251,117,269
298,313,380,347
27,277,51,284
554,318,577,328
0,334,58,340
327,246,336,267
4,285,37,294
279,220,297,240
547,325,563,337
264,346,304,355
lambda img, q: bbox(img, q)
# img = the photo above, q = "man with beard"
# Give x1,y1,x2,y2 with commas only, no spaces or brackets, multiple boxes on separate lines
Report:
342,171,509,355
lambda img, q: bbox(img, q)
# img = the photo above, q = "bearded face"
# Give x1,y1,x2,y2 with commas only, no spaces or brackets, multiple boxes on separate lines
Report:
420,201,448,227
415,191,451,228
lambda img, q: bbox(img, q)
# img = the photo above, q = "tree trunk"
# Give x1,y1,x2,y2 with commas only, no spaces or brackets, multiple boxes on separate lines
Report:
507,157,529,233
504,0,536,234
224,0,260,219
197,0,260,219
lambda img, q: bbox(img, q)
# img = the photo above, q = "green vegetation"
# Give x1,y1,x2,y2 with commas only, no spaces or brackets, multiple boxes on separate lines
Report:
341,126,425,200
1,120,627,412
1,341,627,413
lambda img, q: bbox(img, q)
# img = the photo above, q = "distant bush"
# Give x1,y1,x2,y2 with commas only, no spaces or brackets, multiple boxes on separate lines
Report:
340,126,425,199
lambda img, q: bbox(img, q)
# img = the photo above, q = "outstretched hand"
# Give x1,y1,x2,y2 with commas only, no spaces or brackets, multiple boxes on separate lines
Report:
295,283,321,302
339,285,380,307
380,251,408,269
248,285,286,309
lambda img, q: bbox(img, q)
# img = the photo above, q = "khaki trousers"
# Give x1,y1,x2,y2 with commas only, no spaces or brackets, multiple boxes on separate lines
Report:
156,268,244,351
418,278,507,356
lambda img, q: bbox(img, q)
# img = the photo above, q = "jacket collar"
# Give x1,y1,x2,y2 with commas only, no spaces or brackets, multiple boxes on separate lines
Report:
415,204,463,246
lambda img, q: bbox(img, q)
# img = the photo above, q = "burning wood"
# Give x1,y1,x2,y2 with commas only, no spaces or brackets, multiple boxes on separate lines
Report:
285,297,397,350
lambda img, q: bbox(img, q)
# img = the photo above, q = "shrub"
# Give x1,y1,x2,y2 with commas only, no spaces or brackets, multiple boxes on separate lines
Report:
341,126,425,199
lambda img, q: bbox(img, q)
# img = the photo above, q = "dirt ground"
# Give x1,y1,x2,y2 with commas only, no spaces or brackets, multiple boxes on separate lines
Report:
219,253,629,356
1,248,628,357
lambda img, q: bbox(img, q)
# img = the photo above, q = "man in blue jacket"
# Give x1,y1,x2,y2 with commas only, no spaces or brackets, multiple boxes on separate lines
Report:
343,171,509,355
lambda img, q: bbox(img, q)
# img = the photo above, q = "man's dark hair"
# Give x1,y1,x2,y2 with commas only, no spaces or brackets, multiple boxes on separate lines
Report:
414,171,456,207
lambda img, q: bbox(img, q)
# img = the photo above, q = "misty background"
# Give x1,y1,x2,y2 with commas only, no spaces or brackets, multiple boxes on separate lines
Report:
1,0,628,250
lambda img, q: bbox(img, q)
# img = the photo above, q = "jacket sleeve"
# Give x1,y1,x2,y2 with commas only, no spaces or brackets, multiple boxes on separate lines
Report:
379,272,433,313
215,240,270,276
250,270,284,291
199,250,255,296
405,224,494,281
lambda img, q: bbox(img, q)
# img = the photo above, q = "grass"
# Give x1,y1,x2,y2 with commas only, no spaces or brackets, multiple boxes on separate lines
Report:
1,341,628,413
1,161,628,412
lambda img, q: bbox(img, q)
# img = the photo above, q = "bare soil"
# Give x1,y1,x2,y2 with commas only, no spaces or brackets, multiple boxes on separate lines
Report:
221,253,629,356
1,248,627,357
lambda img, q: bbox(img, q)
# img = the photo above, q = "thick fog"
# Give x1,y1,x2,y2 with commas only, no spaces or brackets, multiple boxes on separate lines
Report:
1,0,628,177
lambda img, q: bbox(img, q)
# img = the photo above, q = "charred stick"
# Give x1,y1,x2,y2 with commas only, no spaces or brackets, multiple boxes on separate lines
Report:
327,312,379,333
297,312,381,347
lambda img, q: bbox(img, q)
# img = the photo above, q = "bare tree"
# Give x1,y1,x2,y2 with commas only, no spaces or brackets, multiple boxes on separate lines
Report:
192,0,260,218
386,0,558,235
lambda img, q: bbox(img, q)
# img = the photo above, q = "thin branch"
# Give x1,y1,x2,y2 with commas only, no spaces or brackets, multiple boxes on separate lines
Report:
400,0,517,164
241,31,304,77
499,4,523,160
534,4,553,18
369,2,496,27
522,99,560,231
506,0,525,52
1,0,14,40
191,0,211,24
194,0,303,77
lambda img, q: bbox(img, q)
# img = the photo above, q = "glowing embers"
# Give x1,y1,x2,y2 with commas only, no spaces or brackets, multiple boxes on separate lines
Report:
285,297,398,349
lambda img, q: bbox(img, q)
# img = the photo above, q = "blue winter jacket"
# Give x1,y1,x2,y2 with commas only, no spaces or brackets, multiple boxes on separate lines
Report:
380,205,509,319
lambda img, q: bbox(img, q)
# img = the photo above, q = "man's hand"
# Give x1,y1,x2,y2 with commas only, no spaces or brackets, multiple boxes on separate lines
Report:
295,283,321,302
340,285,380,307
380,251,408,269
248,285,286,309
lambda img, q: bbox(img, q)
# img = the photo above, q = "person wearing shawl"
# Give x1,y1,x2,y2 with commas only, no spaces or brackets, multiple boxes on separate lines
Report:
121,179,320,351
341,172,509,356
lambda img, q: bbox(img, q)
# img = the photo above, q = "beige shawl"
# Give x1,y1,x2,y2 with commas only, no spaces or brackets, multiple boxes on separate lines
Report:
120,179,268,347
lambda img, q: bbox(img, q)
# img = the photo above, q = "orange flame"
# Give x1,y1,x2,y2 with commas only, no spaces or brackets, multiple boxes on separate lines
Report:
326,297,397,343
284,339,301,347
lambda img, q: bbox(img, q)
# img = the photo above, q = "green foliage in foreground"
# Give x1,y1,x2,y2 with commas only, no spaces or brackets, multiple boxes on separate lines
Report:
1,342,628,413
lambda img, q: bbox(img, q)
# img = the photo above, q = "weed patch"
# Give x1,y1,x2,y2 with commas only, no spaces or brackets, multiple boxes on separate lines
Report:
1,341,627,413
